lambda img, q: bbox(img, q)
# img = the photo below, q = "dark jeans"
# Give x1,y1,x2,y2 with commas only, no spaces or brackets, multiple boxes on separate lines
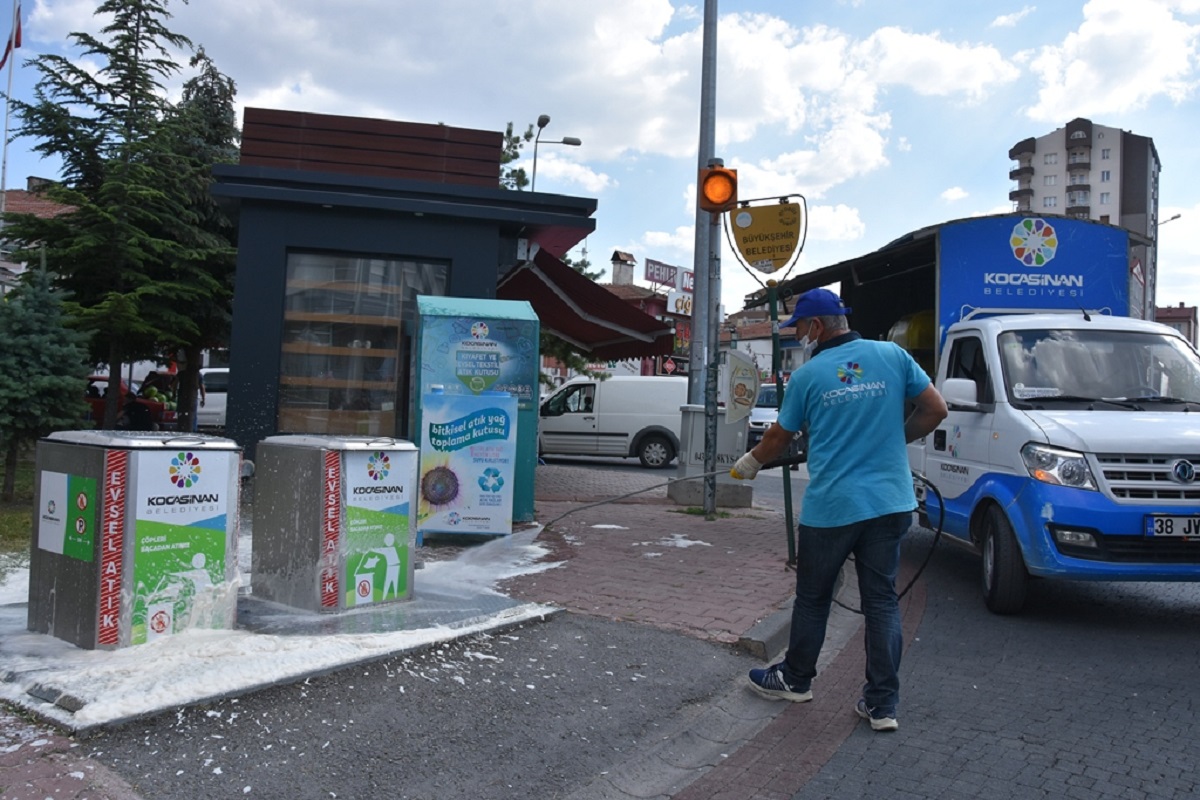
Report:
781,511,910,716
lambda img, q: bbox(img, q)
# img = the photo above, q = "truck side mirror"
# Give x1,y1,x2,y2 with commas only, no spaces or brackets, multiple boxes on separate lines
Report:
942,378,982,410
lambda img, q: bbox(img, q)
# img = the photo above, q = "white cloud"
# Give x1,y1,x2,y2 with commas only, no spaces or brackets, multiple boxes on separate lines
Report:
942,187,969,202
853,27,1021,102
529,154,615,194
1025,0,1200,120
991,6,1037,27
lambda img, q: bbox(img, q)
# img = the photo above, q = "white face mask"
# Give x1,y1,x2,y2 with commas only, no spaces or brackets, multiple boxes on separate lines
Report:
798,320,819,356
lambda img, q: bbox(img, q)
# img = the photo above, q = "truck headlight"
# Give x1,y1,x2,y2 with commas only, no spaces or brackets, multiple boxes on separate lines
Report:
1020,443,1097,491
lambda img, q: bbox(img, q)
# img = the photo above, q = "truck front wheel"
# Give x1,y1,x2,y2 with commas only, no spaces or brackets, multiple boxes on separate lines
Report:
638,434,674,469
981,506,1028,615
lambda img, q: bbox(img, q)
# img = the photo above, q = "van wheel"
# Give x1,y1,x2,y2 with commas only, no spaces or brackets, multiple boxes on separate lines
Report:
638,435,674,469
981,505,1028,615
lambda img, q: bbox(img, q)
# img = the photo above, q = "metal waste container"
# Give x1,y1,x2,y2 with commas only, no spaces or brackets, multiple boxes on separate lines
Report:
666,404,752,508
253,435,418,612
28,430,242,650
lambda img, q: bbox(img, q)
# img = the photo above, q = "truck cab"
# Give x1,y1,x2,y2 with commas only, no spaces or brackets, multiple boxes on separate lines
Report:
911,312,1200,613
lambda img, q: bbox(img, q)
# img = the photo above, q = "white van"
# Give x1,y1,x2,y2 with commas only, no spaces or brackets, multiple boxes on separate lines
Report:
197,367,229,429
538,375,687,468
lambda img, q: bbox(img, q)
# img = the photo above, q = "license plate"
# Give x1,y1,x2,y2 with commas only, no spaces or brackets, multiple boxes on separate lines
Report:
1144,515,1200,537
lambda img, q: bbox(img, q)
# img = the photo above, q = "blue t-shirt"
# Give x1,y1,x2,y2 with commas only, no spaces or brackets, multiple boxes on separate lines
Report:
777,337,930,527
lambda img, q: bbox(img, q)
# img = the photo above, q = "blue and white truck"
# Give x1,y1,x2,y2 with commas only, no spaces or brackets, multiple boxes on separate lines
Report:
788,213,1200,613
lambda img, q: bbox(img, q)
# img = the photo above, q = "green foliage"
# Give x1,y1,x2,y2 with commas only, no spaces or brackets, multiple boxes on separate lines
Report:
500,122,533,190
3,0,239,427
0,267,90,499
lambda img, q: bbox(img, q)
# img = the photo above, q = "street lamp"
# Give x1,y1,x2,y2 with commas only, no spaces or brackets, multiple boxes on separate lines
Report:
1159,213,1182,228
532,114,582,191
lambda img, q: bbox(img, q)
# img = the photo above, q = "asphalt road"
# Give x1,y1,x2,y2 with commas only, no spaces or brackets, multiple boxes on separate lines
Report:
79,614,758,800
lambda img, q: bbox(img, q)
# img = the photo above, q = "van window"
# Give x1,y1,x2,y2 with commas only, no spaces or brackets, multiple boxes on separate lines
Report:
947,337,993,403
543,383,596,416
204,370,229,393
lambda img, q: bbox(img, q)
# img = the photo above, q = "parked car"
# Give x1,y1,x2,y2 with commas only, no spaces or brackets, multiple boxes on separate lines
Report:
84,374,170,430
747,383,806,463
197,367,229,429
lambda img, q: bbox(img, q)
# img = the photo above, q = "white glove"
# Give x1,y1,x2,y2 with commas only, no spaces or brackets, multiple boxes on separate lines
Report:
731,452,762,480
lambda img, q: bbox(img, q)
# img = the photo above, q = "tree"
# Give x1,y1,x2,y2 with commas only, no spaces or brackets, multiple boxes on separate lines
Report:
3,0,200,428
0,265,90,501
154,46,240,431
500,122,533,190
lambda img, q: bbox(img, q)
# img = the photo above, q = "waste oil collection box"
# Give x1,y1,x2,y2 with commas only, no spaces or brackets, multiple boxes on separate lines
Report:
28,431,242,650
252,435,417,612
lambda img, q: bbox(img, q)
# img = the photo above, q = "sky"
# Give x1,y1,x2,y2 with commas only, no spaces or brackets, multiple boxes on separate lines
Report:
4,0,1200,315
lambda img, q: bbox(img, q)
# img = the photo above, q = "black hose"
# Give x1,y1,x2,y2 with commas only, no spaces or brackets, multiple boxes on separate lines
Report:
830,472,945,615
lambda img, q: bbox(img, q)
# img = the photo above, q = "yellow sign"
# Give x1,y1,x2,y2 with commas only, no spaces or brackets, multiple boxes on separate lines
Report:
731,202,803,274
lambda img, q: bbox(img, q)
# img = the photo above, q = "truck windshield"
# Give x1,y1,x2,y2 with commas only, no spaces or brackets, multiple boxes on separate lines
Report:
998,329,1200,404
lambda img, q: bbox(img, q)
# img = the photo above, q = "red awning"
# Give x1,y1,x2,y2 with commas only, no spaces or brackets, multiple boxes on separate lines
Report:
497,249,676,361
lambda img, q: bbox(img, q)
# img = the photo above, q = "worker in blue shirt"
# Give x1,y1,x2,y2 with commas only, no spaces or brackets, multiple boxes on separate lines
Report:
731,287,947,732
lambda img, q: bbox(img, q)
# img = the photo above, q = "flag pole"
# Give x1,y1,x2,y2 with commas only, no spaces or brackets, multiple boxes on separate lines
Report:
0,0,18,218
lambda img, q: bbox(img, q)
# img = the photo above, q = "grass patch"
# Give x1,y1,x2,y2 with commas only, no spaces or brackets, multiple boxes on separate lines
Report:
0,450,35,556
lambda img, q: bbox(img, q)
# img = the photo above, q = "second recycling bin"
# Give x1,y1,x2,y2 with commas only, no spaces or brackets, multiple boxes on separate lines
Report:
252,435,418,612
27,430,242,650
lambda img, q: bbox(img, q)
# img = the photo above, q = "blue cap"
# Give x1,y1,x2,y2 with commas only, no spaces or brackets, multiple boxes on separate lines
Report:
783,288,852,328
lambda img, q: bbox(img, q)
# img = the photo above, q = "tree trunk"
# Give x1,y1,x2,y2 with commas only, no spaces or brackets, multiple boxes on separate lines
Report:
175,344,204,432
2,438,18,503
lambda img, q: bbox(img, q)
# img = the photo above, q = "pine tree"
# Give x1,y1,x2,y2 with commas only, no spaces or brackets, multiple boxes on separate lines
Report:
0,266,90,501
3,0,197,428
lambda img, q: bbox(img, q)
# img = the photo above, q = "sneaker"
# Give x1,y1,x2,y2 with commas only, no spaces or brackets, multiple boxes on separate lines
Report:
747,664,812,702
855,698,899,732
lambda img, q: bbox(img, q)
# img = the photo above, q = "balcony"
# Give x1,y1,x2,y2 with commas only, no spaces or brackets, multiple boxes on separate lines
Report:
1066,182,1091,192
1009,166,1034,180
1009,188,1034,201
1067,158,1091,171
1067,205,1091,217
1008,137,1036,159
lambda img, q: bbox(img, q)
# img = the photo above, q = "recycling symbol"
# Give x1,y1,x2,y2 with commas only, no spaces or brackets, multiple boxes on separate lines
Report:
478,467,504,493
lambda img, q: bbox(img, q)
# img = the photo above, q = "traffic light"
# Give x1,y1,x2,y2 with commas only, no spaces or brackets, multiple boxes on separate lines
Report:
698,165,738,213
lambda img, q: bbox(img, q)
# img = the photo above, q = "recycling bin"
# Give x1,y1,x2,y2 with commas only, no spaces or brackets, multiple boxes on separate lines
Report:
28,430,242,650
252,435,418,613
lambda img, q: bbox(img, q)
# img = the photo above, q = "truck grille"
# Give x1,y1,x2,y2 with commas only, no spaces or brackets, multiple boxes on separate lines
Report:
1096,454,1200,502
1056,534,1200,564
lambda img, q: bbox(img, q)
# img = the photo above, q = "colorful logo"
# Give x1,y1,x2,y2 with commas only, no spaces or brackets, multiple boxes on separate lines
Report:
478,467,504,493
169,451,202,489
447,511,462,526
1010,218,1058,267
367,451,390,481
471,321,490,339
837,362,864,385
46,500,56,515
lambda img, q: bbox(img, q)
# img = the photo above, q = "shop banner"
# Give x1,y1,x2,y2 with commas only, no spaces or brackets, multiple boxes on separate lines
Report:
130,450,236,644
341,449,416,606
418,392,517,536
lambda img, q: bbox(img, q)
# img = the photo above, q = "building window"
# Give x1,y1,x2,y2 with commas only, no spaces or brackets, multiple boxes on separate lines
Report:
1043,175,1057,186
1068,191,1090,205
1100,192,1111,204
1070,130,1087,139
1044,153,1058,165
1101,148,1111,159
1043,196,1058,208
1100,170,1111,182
279,252,449,437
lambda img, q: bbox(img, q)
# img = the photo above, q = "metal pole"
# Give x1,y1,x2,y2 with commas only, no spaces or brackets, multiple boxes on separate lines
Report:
768,281,796,564
689,0,717,408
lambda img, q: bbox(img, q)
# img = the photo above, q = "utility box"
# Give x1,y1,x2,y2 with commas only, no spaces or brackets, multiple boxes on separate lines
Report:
253,435,418,612
667,405,752,508
28,431,242,650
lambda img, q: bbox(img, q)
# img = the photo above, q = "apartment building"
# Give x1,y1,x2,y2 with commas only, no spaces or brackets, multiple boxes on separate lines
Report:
1009,118,1161,318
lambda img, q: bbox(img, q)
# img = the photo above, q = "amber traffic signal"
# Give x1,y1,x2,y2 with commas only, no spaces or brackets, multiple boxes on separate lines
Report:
698,165,738,213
